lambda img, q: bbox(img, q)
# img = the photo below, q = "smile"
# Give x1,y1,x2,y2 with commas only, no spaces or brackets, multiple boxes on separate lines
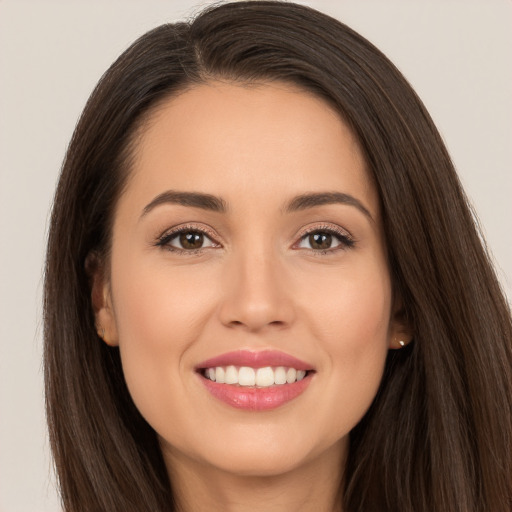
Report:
196,350,315,411
202,365,308,387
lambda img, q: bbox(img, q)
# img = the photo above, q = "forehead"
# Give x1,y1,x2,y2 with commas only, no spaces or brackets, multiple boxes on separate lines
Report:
122,81,378,217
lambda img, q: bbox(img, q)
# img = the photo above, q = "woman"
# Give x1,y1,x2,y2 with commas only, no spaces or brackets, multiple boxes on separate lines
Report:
43,1,512,511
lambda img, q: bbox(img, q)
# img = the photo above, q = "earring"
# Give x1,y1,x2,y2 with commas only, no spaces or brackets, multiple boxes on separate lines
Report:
393,338,406,349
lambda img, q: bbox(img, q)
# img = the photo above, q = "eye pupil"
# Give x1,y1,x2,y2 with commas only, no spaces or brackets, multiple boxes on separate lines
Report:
309,232,332,250
180,231,204,249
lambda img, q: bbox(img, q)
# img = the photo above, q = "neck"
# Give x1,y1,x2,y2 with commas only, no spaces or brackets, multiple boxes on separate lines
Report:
163,442,345,512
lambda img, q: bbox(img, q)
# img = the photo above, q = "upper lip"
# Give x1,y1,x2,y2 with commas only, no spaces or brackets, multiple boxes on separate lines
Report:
196,349,314,371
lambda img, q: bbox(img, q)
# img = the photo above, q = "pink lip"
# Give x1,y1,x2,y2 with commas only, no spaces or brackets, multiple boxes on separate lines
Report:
196,349,313,371
196,350,315,411
199,376,312,411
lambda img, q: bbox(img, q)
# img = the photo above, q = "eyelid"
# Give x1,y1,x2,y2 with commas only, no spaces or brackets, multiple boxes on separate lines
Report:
154,222,355,254
155,223,222,251
296,222,353,240
293,223,355,250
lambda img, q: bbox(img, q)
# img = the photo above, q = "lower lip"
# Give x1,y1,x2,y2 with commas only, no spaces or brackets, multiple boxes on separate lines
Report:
199,373,313,411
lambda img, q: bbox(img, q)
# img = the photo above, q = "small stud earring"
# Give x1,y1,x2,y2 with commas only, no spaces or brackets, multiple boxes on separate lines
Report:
398,340,405,348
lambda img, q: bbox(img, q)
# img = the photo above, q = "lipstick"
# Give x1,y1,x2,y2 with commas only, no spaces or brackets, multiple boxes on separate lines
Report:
196,350,314,411
197,349,312,371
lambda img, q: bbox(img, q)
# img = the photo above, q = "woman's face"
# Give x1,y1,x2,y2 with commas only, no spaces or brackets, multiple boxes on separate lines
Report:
95,81,407,478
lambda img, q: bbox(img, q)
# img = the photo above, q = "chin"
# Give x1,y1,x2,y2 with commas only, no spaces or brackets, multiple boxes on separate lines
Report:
175,425,346,479
210,448,308,477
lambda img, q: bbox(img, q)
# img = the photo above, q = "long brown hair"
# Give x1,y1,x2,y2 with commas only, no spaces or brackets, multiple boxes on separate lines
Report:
44,2,512,511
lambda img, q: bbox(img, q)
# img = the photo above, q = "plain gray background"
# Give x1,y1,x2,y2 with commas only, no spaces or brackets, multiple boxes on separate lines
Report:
1,1,510,510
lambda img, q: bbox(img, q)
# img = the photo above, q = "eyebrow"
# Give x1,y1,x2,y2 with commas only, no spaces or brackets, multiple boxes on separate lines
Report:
285,192,373,221
141,190,228,218
140,189,372,221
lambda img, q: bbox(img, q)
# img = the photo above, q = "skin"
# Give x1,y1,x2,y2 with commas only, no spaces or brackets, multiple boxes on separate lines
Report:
93,81,411,512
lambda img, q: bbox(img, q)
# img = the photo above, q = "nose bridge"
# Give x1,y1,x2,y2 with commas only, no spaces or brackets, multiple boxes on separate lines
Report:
219,240,294,331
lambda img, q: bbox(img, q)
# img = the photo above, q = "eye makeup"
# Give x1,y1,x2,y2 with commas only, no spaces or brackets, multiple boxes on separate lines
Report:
154,220,356,257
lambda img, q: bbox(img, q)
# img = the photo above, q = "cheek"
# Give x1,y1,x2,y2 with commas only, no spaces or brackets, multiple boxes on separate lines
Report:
302,257,392,348
299,259,392,430
109,255,217,421
111,228,227,332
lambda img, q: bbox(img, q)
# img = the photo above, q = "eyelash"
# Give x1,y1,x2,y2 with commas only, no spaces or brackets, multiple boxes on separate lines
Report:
294,225,355,254
155,223,355,255
155,224,220,255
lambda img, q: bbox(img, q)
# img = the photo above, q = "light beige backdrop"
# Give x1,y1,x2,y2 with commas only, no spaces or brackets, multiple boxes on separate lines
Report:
0,1,510,510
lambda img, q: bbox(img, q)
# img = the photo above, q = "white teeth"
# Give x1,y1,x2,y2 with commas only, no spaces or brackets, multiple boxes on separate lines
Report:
274,366,287,385
286,367,297,383
216,366,225,384
225,365,238,384
204,365,310,387
238,367,256,386
256,366,274,387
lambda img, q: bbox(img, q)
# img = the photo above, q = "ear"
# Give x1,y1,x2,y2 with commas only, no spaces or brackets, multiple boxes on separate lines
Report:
388,293,413,350
85,251,119,347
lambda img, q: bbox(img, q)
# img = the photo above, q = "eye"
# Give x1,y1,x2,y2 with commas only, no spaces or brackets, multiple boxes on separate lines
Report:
157,227,218,252
296,228,354,252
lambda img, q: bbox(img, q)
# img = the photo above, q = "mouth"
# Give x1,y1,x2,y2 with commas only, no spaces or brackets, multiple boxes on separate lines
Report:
195,350,315,411
199,365,311,387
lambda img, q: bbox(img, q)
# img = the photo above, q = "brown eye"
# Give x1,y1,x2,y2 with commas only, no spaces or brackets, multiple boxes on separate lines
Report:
308,232,333,250
158,229,217,252
296,228,353,252
179,231,204,249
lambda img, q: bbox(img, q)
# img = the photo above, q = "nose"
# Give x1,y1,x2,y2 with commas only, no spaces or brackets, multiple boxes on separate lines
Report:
218,248,295,332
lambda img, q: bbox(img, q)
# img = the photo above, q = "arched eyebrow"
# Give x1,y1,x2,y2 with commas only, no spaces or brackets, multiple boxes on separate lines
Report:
285,192,373,222
140,190,372,222
140,190,228,219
